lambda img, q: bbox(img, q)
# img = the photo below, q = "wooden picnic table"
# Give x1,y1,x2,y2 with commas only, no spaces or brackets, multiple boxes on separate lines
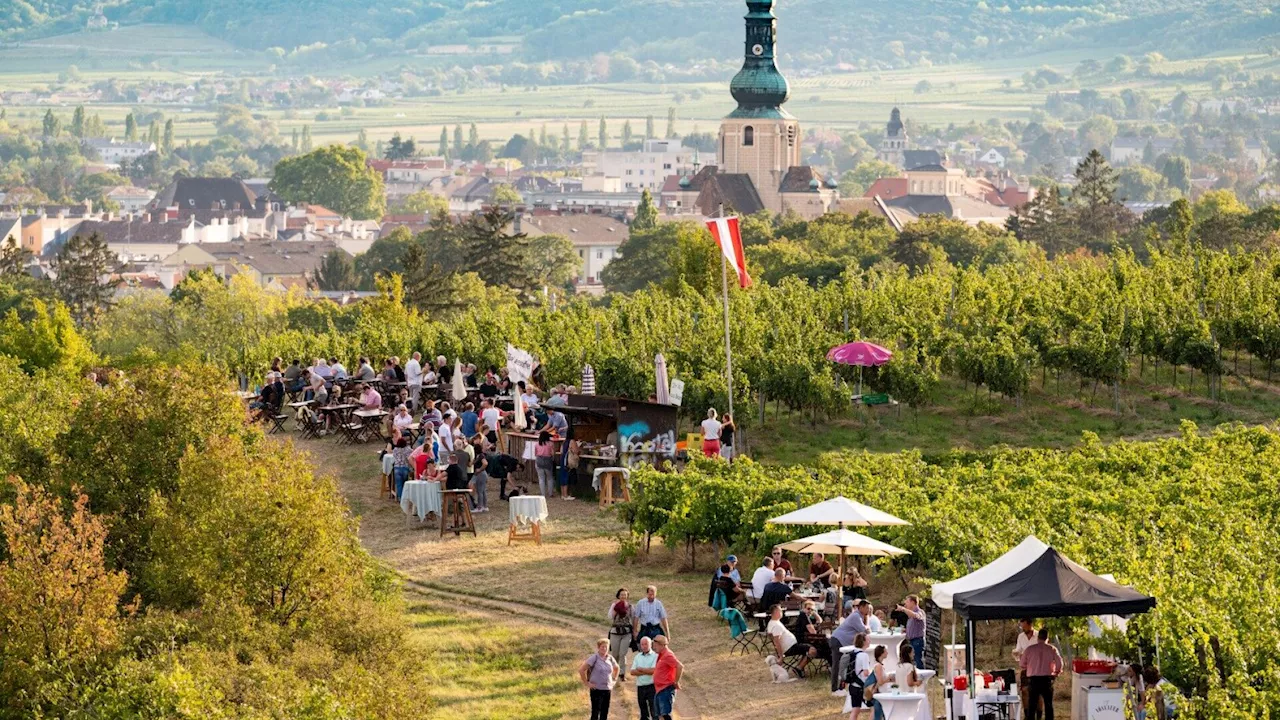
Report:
351,409,388,444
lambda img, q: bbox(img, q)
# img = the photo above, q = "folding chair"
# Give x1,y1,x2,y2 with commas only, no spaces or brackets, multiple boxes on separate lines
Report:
720,608,765,656
267,413,289,434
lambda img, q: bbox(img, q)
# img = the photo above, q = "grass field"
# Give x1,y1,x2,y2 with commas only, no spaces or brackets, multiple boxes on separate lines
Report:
2,24,1267,150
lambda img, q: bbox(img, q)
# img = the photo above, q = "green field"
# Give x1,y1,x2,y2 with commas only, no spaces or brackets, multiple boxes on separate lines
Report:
3,24,1271,149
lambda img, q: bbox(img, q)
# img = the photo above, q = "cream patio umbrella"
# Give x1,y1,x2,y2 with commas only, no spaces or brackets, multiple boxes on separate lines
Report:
769,496,910,618
450,358,467,403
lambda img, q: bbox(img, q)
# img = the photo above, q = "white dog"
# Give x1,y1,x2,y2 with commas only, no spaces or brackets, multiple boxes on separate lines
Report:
765,655,797,683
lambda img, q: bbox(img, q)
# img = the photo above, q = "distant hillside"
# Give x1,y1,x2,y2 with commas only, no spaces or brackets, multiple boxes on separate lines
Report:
4,0,1279,66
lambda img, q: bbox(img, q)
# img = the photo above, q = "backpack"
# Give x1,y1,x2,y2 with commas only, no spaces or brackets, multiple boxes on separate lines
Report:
843,649,866,697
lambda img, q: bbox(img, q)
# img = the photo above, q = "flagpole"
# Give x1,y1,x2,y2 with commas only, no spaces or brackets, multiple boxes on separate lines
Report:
718,203,735,423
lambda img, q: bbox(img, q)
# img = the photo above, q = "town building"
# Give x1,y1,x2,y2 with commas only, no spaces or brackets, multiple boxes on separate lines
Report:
877,108,943,170
105,185,156,213
521,214,628,293
581,139,714,192
81,137,157,165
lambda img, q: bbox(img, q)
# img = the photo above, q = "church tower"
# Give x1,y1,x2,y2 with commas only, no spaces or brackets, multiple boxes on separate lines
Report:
878,107,908,168
718,0,801,214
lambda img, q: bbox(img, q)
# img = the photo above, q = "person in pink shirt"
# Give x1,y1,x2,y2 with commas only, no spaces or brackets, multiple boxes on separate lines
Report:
1019,628,1062,720
359,383,382,411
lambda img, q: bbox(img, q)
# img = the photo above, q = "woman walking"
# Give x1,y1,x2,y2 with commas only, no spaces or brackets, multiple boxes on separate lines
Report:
580,638,619,720
534,430,556,497
608,589,636,682
469,434,490,513
700,408,722,457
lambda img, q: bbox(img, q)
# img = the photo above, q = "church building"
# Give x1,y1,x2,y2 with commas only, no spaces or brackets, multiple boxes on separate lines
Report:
664,0,836,219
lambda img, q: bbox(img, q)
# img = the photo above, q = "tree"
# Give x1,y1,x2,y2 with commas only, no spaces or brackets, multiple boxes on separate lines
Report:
598,117,608,150
0,298,95,373
393,190,449,216
71,106,86,138
354,128,369,151
1161,155,1191,194
602,222,715,294
0,235,32,278
453,125,464,158
1077,115,1117,153
270,145,386,220
386,132,416,160
666,107,676,138
1116,166,1168,202
468,123,480,148
0,479,129,716
578,120,590,151
1070,150,1132,248
645,115,655,140
311,249,357,291
458,208,545,300
490,184,522,205
355,226,417,287
562,123,571,156
300,124,312,152
633,189,659,231
42,110,60,138
622,120,634,147
51,232,119,325
124,113,137,141
438,126,449,158
528,233,581,289
162,119,174,154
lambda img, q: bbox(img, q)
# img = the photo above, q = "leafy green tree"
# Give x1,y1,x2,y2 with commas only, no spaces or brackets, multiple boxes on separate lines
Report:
453,125,464,158
633,189,659,231
459,208,537,297
578,120,590,150
1070,150,1132,250
645,115,654,140
124,113,137,141
300,124,312,152
355,226,416,287
270,145,386,220
42,110,60,138
0,297,95,374
311,249,357,291
70,106,85,138
849,160,900,188
385,133,415,160
51,232,119,325
438,126,449,158
490,183,522,205
666,107,676,138
598,117,608,150
1116,166,1168,202
161,119,174,154
0,236,32,278
392,190,449,216
1161,155,1190,194
622,120,633,147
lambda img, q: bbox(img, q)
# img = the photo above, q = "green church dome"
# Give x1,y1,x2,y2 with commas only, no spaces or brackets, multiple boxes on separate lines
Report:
726,0,793,120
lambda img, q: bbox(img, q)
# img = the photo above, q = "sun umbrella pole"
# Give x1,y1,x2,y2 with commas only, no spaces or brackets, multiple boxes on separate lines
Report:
837,547,846,621
718,203,735,421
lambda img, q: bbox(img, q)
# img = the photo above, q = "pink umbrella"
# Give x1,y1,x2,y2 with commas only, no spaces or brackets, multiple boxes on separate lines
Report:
827,341,892,397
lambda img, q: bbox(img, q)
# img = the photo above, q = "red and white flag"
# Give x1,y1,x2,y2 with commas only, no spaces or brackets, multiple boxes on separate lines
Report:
705,216,752,289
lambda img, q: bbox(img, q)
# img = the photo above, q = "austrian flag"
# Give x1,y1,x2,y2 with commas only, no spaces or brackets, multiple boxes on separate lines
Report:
705,216,752,289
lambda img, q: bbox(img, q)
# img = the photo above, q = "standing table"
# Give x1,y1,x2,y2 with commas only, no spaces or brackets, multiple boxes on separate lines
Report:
440,489,475,537
400,480,442,523
508,495,548,545
874,693,927,720
593,466,630,507
869,631,907,678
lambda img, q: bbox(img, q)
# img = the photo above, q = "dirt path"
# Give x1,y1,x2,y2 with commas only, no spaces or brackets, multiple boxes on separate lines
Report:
406,578,705,720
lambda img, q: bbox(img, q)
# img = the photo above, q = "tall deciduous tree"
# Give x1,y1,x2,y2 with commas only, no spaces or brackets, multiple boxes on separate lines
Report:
439,126,449,158
0,479,129,715
633,189,659,231
42,110,60,138
51,232,119,325
161,119,174,154
666,107,676,138
270,145,386,220
598,117,608,150
124,113,137,141
70,106,86,138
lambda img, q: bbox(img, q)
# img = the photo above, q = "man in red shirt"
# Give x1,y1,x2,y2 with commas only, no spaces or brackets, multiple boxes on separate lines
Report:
1019,628,1063,720
651,635,684,720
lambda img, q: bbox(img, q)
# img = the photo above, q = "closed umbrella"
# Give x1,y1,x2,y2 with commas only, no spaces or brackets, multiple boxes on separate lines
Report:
581,364,596,395
512,384,527,430
654,353,670,405
451,358,466,403
827,341,893,397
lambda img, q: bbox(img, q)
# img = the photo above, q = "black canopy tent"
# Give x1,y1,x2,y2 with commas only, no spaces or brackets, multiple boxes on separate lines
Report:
933,538,1156,703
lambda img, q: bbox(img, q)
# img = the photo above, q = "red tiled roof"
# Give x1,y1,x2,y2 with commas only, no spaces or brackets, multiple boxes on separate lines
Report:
863,178,909,200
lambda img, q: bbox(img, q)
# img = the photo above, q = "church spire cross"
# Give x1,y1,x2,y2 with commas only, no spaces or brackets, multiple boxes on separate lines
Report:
727,0,791,119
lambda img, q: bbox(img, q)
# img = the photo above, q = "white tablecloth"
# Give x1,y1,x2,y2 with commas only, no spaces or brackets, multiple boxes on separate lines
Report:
893,669,936,720
592,466,630,490
869,632,907,677
509,495,548,526
874,693,927,720
400,480,441,520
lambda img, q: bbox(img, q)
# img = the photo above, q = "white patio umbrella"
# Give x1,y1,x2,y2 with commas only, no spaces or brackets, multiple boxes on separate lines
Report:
779,528,910,557
654,353,670,405
450,358,466,403
769,495,909,618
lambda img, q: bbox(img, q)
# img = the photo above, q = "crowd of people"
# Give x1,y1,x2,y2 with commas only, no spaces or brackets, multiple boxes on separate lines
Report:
582,585,682,720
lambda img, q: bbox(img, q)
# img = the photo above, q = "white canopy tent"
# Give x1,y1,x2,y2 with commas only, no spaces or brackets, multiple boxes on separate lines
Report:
932,536,1049,610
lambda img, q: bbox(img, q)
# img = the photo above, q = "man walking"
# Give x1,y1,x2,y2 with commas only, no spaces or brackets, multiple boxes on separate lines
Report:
1019,628,1062,720
651,635,683,720
630,635,659,720
633,585,670,642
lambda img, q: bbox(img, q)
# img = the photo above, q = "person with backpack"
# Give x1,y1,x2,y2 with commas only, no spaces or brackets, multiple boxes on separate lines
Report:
579,638,619,720
830,607,868,695
841,633,872,715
